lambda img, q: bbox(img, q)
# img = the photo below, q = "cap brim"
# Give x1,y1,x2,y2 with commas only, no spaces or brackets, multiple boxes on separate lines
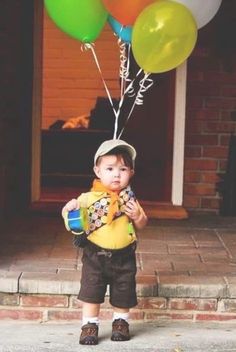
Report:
94,139,136,165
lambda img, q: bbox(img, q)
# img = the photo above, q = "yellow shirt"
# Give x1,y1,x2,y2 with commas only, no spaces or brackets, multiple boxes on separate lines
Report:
77,189,137,250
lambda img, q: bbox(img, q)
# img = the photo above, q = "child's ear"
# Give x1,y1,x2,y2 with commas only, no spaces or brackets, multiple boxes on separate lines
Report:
93,165,100,178
131,169,134,177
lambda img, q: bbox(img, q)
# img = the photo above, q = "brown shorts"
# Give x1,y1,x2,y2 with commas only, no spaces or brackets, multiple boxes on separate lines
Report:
78,242,137,308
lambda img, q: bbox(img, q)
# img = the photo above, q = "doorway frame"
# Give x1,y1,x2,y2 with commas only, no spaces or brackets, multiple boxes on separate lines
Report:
31,0,43,202
31,0,187,213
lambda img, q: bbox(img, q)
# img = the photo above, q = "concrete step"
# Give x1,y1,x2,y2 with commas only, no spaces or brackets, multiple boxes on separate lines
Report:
1,215,236,322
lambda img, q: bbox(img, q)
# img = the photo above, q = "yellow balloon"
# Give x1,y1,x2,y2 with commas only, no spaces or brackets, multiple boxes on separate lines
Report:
132,0,197,73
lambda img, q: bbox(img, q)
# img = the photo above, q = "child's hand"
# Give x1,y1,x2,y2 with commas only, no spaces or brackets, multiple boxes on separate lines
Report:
61,198,80,216
125,198,148,230
124,199,141,221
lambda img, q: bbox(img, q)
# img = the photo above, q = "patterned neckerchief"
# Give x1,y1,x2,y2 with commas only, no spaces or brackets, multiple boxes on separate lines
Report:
86,179,135,235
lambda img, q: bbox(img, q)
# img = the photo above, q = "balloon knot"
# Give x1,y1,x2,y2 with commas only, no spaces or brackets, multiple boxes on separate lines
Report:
81,42,95,52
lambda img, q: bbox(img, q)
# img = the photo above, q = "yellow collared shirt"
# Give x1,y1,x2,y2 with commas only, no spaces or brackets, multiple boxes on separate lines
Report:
78,191,136,249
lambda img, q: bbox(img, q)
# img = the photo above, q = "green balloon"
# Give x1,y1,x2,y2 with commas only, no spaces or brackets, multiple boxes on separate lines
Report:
44,0,108,43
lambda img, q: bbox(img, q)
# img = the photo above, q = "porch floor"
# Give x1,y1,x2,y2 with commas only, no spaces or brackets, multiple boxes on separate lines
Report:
1,213,236,322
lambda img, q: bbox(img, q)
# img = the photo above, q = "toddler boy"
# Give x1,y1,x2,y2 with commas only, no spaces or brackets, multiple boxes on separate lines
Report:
62,139,147,345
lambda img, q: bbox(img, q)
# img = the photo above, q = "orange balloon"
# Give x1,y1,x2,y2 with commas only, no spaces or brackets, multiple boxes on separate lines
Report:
102,0,155,25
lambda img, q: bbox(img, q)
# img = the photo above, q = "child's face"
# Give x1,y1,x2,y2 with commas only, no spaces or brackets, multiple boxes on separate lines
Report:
94,154,134,192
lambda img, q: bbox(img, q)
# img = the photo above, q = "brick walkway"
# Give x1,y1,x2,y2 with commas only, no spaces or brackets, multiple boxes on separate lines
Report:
0,214,236,322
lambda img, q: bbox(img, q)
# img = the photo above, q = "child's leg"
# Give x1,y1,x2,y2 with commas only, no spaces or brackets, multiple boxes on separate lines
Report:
82,302,100,325
79,302,100,345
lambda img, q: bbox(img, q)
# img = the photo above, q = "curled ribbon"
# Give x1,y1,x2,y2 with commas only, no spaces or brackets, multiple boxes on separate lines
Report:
118,73,153,138
81,43,153,140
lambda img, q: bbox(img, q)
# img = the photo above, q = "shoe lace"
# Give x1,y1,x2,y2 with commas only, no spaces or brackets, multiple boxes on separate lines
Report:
82,323,98,336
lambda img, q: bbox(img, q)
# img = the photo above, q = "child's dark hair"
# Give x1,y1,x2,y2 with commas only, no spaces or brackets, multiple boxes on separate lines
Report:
96,147,134,168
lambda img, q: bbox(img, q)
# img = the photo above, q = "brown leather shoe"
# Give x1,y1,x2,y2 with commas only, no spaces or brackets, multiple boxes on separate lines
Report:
79,322,98,345
111,318,130,341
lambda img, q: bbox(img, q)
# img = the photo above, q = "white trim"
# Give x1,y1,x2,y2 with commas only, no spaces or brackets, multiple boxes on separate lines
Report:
171,61,187,206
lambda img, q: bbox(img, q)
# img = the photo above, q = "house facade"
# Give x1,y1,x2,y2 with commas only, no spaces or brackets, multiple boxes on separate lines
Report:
1,0,236,220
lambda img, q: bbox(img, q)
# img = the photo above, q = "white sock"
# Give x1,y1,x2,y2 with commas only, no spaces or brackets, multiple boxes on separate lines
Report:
113,312,129,322
82,316,99,326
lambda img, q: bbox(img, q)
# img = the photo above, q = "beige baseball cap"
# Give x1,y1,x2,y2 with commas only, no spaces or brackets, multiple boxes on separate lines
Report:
94,139,136,165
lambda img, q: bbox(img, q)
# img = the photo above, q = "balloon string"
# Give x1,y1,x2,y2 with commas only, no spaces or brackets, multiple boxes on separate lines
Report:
114,68,142,139
119,39,126,98
118,40,131,98
126,44,135,98
81,43,145,140
118,73,153,139
82,43,119,138
135,74,153,105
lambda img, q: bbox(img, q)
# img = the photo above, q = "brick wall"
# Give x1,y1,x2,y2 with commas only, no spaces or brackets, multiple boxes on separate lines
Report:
42,10,120,129
0,294,236,322
184,0,236,213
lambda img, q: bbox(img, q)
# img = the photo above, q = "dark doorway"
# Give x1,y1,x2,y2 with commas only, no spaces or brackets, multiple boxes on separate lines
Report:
37,0,175,208
40,70,175,203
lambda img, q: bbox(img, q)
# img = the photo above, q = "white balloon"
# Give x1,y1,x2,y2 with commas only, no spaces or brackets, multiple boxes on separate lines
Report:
173,0,222,29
